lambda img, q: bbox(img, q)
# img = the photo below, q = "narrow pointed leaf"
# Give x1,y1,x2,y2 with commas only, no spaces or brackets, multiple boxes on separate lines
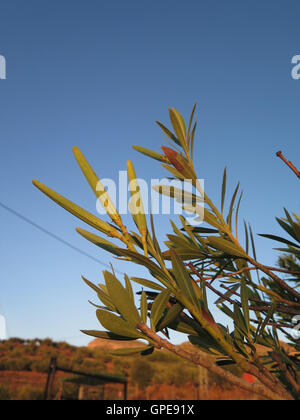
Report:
76,228,122,257
170,250,200,310
32,180,120,237
241,279,250,333
258,233,300,249
130,277,165,291
104,271,141,325
150,289,171,330
81,330,136,341
96,310,144,339
156,121,181,146
206,237,248,258
158,303,183,330
132,145,169,163
110,346,154,356
124,274,134,303
221,167,227,214
73,147,121,225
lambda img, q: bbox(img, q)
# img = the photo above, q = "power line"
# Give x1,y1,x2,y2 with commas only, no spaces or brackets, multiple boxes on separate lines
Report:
0,201,125,276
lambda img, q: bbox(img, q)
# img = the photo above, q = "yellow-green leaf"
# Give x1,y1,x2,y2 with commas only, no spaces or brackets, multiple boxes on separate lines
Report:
32,180,121,238
96,310,143,339
73,147,121,226
104,271,141,325
206,237,248,258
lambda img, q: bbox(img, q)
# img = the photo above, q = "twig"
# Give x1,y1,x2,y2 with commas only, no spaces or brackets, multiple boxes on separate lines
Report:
248,258,300,301
189,263,300,315
276,151,300,179
192,265,300,283
220,283,300,309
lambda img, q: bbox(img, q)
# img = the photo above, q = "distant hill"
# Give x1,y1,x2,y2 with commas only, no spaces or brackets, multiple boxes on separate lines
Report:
88,338,145,350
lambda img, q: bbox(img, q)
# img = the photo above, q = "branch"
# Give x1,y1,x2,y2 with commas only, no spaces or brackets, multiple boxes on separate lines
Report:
272,352,300,398
276,151,300,179
248,258,300,301
189,263,300,315
192,265,300,283
136,323,291,400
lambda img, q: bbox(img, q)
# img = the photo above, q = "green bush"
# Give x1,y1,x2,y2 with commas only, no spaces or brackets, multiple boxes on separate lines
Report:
30,358,50,373
0,385,12,400
16,385,44,401
130,360,153,390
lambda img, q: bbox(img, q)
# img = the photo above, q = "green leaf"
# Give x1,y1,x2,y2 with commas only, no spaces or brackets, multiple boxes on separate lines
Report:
187,103,197,141
235,191,243,238
215,284,240,305
259,233,300,249
166,234,196,250
203,209,223,230
221,167,227,214
276,217,298,242
127,160,148,252
81,330,136,341
130,277,165,291
96,310,144,339
161,163,185,180
132,145,168,163
227,182,240,229
118,249,171,288
156,121,181,146
110,346,154,356
82,276,101,294
150,289,171,330
162,249,206,261
76,228,121,257
240,279,250,334
148,211,165,267
124,274,134,303
189,120,197,159
206,237,248,258
169,108,187,151
256,300,277,340
233,304,248,337
167,319,199,335
188,227,218,234
152,185,202,205
249,225,257,261
32,180,119,237
158,303,183,330
170,251,200,310
189,333,228,356
244,221,249,255
104,271,141,326
73,147,120,224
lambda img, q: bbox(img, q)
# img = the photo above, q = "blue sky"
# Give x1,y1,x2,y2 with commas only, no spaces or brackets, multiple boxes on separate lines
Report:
0,0,299,346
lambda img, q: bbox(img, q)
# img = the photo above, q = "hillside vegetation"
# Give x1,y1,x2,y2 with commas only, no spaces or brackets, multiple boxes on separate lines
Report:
0,337,259,400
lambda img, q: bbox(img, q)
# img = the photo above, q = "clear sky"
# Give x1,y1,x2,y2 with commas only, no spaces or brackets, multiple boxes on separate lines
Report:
0,0,300,346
